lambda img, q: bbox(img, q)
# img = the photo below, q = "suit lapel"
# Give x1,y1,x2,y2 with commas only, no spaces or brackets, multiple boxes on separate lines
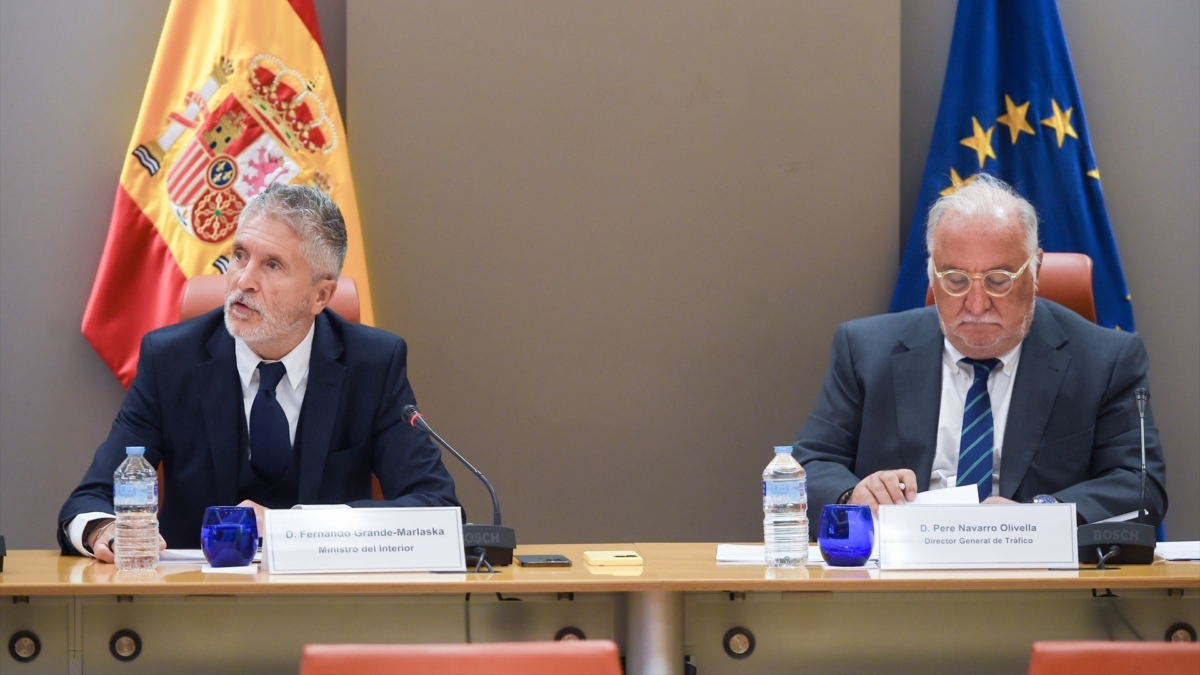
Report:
297,312,347,503
198,324,241,506
891,310,945,491
999,301,1070,497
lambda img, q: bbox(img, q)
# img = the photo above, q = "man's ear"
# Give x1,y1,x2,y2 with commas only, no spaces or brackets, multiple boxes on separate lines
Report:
309,278,338,315
1032,248,1044,293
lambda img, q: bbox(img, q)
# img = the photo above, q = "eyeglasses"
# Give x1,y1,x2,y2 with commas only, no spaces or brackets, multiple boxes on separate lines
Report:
933,252,1037,298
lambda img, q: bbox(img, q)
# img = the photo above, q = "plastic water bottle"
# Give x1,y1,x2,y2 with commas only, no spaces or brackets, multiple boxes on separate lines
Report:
763,445,808,567
113,446,160,571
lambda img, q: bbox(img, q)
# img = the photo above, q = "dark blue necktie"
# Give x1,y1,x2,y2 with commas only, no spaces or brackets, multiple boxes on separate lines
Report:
957,357,1001,502
250,361,291,484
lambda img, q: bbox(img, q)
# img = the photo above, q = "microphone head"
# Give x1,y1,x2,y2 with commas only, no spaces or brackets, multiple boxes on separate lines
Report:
401,405,420,425
1135,388,1148,415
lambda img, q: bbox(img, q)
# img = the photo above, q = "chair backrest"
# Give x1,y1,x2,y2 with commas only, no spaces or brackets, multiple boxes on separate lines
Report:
299,641,623,675
925,252,1097,323
179,274,361,324
1028,640,1200,675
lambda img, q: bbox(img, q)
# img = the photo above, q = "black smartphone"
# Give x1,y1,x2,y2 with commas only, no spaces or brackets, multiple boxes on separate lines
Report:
515,554,572,567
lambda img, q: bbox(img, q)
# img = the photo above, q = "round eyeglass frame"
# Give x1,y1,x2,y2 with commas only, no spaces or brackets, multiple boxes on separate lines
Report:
933,252,1038,298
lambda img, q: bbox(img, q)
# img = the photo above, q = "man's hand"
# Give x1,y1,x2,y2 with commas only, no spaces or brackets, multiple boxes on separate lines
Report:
87,520,167,564
237,499,267,535
848,469,918,515
982,496,1017,505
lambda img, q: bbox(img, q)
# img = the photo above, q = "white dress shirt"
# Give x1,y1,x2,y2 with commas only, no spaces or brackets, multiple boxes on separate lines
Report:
67,323,316,556
929,339,1023,497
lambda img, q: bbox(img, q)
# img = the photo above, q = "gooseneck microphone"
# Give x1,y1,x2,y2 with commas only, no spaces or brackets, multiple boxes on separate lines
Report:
1077,388,1156,568
402,405,516,567
1136,388,1148,527
403,405,502,527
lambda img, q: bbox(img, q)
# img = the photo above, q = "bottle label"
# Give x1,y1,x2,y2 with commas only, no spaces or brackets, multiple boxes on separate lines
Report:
114,481,158,506
764,479,804,503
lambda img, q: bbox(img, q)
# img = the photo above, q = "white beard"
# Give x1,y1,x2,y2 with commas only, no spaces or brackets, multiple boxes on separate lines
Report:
223,289,310,346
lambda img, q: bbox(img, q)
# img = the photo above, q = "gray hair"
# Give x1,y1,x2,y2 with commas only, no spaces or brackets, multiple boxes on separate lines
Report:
925,173,1039,280
238,182,348,281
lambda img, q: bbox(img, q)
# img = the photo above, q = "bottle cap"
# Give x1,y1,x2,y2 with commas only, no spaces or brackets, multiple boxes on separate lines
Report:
125,446,146,455
773,446,794,454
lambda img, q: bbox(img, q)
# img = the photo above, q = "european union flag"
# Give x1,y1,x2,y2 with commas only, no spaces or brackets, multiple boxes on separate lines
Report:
890,0,1135,331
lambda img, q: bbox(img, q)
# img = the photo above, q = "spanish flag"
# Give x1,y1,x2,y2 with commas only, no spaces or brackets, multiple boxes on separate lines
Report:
83,0,374,387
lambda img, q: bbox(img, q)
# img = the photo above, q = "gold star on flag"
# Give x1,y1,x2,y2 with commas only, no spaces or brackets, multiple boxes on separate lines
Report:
1040,99,1078,147
960,117,996,168
940,168,977,196
996,95,1036,144
1087,168,1101,180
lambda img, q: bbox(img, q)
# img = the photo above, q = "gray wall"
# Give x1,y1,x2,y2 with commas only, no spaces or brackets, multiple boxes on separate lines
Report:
901,0,1200,539
0,0,170,547
347,0,900,543
1,1,1196,548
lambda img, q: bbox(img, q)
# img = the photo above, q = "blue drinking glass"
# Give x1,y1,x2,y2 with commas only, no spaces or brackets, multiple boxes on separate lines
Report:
817,504,874,566
200,506,258,568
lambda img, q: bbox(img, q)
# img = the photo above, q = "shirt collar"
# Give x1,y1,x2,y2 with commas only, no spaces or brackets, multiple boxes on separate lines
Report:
234,321,316,390
942,337,1023,376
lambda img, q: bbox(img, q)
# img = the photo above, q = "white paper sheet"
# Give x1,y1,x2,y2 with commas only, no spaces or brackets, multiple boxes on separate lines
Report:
716,544,765,564
159,549,262,564
1155,541,1200,561
159,549,208,564
910,485,981,505
715,544,826,565
1097,509,1149,523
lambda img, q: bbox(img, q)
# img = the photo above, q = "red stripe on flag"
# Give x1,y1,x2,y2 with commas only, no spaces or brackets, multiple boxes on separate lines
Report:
167,144,206,194
82,186,189,388
178,173,207,206
288,0,324,53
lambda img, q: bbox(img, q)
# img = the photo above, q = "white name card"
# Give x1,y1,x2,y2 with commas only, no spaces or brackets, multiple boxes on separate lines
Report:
262,507,465,574
878,504,1078,570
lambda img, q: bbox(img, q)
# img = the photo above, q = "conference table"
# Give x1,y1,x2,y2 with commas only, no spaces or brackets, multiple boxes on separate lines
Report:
2,543,1197,674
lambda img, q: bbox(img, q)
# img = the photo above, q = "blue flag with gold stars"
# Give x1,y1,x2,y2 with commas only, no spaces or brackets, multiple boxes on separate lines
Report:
890,0,1135,330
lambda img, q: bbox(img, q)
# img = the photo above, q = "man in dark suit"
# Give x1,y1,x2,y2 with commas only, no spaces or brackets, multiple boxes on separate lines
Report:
60,183,459,560
794,175,1166,526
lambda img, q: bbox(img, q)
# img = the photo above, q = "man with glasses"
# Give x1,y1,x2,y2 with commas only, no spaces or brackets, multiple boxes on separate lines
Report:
793,174,1166,527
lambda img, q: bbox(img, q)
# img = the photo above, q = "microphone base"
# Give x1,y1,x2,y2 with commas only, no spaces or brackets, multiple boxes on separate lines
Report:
463,524,516,567
1078,522,1156,565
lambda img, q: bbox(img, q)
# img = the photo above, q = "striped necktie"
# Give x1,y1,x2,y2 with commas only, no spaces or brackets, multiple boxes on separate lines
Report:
957,357,1002,502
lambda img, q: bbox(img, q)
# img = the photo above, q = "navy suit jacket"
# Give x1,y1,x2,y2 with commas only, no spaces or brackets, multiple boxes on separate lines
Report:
794,299,1167,525
58,309,460,551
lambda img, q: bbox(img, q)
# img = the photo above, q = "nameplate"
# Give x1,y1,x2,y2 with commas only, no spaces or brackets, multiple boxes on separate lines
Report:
878,504,1078,570
262,507,465,574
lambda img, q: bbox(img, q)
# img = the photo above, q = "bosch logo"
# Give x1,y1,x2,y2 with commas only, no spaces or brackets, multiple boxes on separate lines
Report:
465,532,500,545
1090,529,1139,542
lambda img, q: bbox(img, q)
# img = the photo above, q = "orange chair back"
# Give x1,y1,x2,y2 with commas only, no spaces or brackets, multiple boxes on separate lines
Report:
1028,640,1200,675
925,251,1097,323
299,641,623,675
180,274,361,324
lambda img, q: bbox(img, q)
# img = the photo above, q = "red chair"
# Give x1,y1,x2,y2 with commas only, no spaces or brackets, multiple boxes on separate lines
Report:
299,640,624,675
173,274,382,501
926,251,1097,323
1028,640,1200,675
